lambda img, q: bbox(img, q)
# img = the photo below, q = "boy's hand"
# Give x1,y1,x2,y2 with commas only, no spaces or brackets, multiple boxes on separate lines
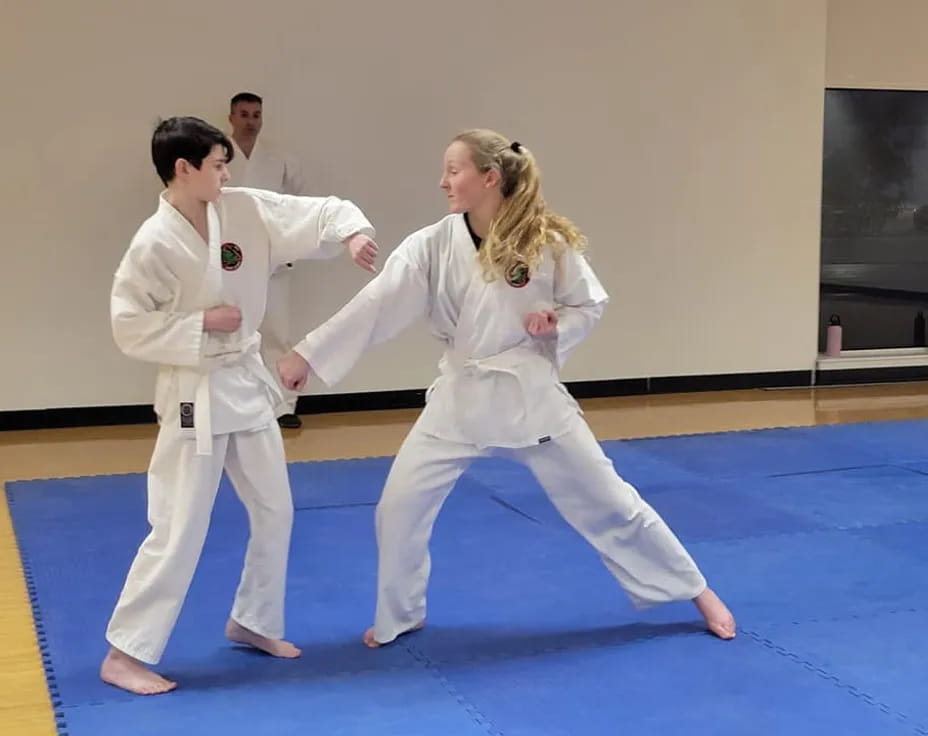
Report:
345,233,379,273
203,305,242,333
278,351,310,391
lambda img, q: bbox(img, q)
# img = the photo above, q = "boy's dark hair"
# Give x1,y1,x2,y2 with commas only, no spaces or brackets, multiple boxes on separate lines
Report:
230,92,263,110
151,117,234,185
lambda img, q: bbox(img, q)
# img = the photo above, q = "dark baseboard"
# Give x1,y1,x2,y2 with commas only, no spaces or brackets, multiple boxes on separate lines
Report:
0,404,157,432
548,378,651,399
650,370,811,393
0,370,821,432
814,366,928,386
296,389,428,414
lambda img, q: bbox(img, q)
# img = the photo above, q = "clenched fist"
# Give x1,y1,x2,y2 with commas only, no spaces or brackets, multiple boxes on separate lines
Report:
203,305,242,333
277,350,311,392
524,310,558,339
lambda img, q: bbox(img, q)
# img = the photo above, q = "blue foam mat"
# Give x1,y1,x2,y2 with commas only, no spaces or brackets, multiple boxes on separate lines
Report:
748,610,928,732
427,633,918,736
794,419,928,465
63,664,495,736
619,426,891,479
486,474,823,542
852,521,928,563
7,419,928,735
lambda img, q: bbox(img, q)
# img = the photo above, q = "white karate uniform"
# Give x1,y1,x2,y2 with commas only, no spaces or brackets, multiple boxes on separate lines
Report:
227,139,304,195
106,187,373,664
294,213,707,644
227,138,306,414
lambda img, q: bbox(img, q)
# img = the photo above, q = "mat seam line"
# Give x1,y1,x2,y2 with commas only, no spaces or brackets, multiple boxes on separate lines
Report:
404,641,507,736
743,627,928,735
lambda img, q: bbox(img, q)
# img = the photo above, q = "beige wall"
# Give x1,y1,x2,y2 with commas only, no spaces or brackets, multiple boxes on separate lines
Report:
0,0,828,410
827,0,928,89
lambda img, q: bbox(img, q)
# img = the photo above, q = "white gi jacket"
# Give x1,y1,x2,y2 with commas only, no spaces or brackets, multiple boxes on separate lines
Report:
111,187,373,454
295,213,608,449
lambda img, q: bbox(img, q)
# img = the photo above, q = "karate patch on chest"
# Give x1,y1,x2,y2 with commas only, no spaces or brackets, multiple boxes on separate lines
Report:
221,242,243,271
505,261,530,288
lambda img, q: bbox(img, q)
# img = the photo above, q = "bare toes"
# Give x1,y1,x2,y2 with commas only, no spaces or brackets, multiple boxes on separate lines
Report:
363,627,382,648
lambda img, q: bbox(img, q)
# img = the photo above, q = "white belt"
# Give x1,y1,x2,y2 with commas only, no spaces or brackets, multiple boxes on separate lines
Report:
444,344,534,379
192,333,281,455
443,345,540,426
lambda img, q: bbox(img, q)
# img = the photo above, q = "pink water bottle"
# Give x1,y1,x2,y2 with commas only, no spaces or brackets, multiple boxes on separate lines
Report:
825,314,842,357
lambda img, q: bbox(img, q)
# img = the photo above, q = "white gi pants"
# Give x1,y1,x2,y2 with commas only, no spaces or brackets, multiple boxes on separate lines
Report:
372,412,707,644
105,422,293,664
259,265,298,415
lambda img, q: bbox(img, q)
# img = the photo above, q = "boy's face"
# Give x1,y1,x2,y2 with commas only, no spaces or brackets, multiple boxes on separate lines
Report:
229,102,262,141
175,145,229,202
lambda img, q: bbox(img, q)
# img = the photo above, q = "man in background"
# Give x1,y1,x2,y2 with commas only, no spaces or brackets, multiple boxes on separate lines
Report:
226,91,306,428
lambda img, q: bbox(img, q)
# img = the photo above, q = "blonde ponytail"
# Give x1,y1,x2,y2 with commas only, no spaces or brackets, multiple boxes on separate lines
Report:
452,129,585,282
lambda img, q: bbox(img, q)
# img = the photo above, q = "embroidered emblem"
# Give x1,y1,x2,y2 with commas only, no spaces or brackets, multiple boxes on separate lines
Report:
221,242,243,271
505,261,530,288
179,402,194,429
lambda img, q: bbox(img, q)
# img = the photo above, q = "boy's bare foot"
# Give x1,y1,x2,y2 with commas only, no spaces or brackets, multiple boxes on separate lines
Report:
100,647,177,695
362,621,425,648
225,619,301,658
693,588,736,639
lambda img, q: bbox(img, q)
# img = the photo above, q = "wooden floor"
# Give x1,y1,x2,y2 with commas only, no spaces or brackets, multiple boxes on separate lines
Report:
3,382,928,733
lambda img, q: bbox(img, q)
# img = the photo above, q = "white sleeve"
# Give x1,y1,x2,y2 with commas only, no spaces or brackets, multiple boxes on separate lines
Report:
292,238,431,387
247,189,375,268
552,248,609,367
110,246,205,367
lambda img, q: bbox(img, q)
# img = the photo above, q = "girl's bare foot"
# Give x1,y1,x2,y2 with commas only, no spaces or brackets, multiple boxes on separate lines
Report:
693,588,736,639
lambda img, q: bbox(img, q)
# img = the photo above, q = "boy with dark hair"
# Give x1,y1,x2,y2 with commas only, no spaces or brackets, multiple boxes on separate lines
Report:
101,116,378,694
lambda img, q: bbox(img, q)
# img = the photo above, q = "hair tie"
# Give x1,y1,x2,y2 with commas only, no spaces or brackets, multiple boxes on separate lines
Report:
510,141,522,153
